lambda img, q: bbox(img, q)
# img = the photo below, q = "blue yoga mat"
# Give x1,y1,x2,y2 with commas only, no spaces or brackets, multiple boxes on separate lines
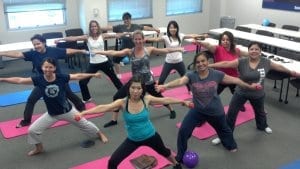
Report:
280,160,300,169
0,82,80,107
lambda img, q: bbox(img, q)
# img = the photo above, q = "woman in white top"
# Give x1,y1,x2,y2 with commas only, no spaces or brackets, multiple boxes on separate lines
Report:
56,20,123,102
147,20,206,92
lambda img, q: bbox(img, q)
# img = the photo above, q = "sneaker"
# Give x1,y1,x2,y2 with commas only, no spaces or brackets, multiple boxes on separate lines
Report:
196,121,205,127
264,127,273,134
103,120,118,128
82,98,93,103
16,120,31,128
117,74,122,79
76,102,86,112
170,110,176,119
80,140,95,148
173,163,182,169
240,105,246,112
212,137,221,145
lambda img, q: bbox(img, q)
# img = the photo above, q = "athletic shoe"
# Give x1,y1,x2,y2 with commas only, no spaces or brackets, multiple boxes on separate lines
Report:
82,98,93,103
265,127,273,134
103,120,118,128
170,110,176,119
173,163,182,169
16,120,31,128
240,105,246,112
212,137,221,145
117,74,122,79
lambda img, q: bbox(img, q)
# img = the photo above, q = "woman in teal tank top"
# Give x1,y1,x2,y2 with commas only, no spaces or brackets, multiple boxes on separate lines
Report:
75,75,191,169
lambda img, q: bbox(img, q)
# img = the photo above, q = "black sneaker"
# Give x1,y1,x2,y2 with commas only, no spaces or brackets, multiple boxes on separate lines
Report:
16,120,31,128
240,105,246,112
80,140,95,148
76,102,86,112
173,163,182,169
103,120,118,128
170,110,176,119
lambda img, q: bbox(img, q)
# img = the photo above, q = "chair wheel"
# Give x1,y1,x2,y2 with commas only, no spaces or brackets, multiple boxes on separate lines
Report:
284,101,288,104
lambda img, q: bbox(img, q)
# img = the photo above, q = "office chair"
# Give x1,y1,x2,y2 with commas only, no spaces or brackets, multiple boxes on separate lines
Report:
235,26,251,32
140,24,156,46
235,26,251,46
280,25,299,40
65,28,88,71
282,25,299,31
42,32,63,40
289,78,300,97
267,22,276,27
256,30,275,53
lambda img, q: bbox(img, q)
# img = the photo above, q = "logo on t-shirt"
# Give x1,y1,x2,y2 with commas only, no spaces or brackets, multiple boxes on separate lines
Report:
192,81,217,107
45,84,59,98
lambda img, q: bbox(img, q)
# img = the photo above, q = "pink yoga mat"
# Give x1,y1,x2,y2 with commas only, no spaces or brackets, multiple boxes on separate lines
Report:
176,103,255,140
183,44,197,52
0,102,104,139
112,65,176,83
70,146,172,169
154,86,192,108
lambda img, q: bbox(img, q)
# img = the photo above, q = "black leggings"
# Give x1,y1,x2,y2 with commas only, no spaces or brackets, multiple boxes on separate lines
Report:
22,84,84,124
158,62,190,91
108,132,171,169
79,61,123,101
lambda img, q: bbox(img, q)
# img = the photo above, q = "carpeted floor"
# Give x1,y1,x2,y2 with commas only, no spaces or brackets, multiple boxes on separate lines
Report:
0,48,299,169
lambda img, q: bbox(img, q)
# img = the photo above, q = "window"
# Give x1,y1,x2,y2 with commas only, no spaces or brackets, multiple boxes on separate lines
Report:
166,0,202,16
108,0,152,21
3,0,66,30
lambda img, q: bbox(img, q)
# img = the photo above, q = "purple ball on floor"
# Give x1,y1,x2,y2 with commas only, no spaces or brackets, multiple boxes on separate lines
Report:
183,151,199,168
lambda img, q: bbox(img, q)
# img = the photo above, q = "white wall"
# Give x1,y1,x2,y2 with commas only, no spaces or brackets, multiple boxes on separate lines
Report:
222,0,300,28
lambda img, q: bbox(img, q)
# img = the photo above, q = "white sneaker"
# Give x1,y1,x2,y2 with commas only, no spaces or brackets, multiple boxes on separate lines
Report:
212,137,221,145
117,74,122,79
120,62,125,66
264,127,273,134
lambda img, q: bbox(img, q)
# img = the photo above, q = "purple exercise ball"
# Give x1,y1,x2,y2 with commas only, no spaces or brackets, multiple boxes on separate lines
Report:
183,151,199,168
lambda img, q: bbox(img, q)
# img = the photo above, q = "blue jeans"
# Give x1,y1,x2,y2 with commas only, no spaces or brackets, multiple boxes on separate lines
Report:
227,92,268,131
175,108,237,162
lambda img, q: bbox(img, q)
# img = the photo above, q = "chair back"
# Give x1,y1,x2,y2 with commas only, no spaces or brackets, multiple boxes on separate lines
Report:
42,32,63,39
235,26,251,33
65,28,87,50
256,30,274,37
267,22,276,27
282,25,299,31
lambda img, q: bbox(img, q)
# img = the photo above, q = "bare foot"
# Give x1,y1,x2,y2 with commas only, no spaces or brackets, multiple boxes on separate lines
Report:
98,132,108,143
28,144,43,156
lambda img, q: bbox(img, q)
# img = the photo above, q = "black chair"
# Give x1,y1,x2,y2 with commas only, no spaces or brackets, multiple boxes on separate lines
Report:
140,24,156,46
65,28,88,70
289,78,300,97
235,26,251,46
235,26,251,32
266,70,290,103
42,32,63,40
282,25,299,31
256,30,275,53
267,22,276,27
280,25,299,40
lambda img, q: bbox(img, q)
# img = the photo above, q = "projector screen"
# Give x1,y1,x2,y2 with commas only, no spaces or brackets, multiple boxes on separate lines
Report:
262,0,300,12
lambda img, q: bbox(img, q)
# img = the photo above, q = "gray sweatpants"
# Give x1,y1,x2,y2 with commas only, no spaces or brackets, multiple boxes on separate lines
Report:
28,107,99,145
